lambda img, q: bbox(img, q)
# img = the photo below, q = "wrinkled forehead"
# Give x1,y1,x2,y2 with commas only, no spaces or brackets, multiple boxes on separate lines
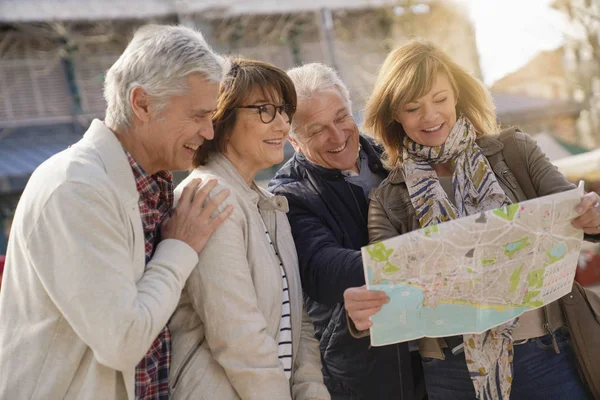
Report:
294,89,352,133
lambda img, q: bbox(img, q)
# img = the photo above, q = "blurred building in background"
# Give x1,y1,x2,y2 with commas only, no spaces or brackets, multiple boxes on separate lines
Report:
0,0,482,252
492,48,571,100
490,47,590,150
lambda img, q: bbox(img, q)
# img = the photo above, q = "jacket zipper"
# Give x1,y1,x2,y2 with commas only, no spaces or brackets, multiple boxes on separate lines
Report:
500,170,518,189
170,340,202,389
542,306,560,354
495,169,521,202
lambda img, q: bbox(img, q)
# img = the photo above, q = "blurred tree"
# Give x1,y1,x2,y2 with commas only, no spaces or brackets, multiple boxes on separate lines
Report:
553,0,600,142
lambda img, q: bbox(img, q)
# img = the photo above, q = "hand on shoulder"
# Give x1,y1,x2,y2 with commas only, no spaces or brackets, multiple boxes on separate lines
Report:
162,178,234,253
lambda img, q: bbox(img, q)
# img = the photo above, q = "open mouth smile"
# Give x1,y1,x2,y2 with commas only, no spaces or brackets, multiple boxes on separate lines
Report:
184,143,200,151
328,140,347,153
264,138,284,146
422,124,443,133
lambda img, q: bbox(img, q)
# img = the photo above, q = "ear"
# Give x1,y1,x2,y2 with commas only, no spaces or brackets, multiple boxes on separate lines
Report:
288,136,303,153
130,86,151,122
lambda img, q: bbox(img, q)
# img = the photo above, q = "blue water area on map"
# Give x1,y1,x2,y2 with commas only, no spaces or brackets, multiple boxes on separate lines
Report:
506,243,520,252
549,243,567,258
369,282,530,346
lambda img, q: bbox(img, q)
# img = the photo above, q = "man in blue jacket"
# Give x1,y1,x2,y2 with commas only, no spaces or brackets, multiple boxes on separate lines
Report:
269,63,423,400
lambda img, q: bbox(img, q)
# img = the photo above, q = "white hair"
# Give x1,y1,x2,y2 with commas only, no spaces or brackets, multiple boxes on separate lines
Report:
286,63,352,138
104,24,228,129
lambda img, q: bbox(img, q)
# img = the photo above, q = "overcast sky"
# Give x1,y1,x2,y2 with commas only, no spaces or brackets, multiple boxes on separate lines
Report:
457,0,567,85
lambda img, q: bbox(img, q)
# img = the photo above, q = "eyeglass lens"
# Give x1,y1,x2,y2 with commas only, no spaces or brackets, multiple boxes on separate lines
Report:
258,104,292,124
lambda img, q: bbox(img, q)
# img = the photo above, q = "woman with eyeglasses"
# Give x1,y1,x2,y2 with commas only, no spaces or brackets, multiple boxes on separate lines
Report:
168,58,330,400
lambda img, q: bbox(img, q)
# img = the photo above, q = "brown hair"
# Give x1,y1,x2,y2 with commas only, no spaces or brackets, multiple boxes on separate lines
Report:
363,40,498,169
193,58,297,166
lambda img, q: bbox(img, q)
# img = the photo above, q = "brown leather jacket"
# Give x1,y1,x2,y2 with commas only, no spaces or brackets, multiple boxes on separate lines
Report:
367,131,581,359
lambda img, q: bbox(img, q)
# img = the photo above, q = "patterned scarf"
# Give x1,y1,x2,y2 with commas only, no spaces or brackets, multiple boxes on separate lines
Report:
401,116,517,400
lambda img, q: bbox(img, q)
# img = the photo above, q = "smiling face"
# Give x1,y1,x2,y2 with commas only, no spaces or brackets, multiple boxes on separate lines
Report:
223,88,291,182
291,89,360,171
145,73,219,172
395,72,458,147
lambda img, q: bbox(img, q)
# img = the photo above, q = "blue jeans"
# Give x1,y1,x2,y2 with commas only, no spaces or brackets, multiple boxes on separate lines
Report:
422,329,590,400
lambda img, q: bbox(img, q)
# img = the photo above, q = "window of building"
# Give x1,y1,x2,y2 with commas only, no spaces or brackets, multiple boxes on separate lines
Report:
0,56,73,127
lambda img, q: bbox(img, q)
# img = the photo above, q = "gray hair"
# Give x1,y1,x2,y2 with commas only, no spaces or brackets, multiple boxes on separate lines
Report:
104,24,228,129
286,63,352,138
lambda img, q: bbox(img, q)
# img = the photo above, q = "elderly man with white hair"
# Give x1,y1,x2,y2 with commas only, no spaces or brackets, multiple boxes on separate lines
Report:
269,63,424,400
0,25,233,399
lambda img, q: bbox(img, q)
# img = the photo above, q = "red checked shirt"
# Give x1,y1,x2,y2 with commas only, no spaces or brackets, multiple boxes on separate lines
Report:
125,150,174,400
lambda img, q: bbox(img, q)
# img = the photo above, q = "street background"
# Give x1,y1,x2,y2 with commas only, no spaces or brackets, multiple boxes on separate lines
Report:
0,0,599,291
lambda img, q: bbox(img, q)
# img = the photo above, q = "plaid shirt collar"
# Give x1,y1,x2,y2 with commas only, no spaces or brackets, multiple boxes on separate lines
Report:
124,148,174,400
125,151,173,209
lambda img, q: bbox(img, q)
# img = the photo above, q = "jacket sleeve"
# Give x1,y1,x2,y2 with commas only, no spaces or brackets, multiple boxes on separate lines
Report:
286,201,365,306
26,181,198,372
518,132,576,196
518,132,600,243
291,309,331,400
185,206,292,400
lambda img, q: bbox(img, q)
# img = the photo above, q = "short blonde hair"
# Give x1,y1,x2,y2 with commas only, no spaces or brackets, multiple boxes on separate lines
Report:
363,40,498,169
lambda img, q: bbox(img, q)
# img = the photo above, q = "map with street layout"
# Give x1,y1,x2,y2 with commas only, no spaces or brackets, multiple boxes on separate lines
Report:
362,182,585,346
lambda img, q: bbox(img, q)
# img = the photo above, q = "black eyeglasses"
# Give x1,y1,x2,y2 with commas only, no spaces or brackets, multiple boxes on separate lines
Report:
237,104,296,124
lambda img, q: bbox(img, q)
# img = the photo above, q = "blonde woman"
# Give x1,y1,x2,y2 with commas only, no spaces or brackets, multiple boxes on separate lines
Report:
344,41,599,400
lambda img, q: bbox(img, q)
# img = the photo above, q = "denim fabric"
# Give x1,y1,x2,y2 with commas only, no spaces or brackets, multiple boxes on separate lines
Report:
422,329,590,400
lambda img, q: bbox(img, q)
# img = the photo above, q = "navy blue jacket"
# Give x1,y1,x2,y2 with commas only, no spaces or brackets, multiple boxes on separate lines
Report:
269,136,418,399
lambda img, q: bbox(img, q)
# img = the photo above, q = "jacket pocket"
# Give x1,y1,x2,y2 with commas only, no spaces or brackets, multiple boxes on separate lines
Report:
493,163,522,202
170,339,202,391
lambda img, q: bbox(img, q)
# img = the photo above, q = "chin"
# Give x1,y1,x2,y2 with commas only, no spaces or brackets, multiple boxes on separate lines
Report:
331,159,355,171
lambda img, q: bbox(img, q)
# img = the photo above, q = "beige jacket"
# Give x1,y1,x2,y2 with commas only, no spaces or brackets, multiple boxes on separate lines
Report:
169,154,329,400
367,131,577,359
0,119,199,399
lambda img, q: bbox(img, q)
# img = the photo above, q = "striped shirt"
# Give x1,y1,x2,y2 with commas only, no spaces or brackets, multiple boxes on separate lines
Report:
261,218,293,378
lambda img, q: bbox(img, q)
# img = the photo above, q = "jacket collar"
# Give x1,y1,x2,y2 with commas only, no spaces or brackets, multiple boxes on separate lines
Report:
82,119,139,204
208,153,289,212
295,135,385,180
387,134,505,184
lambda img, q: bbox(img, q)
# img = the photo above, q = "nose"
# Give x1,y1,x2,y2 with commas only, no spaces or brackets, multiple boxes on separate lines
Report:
272,111,290,135
198,121,214,141
422,103,438,122
329,123,345,143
